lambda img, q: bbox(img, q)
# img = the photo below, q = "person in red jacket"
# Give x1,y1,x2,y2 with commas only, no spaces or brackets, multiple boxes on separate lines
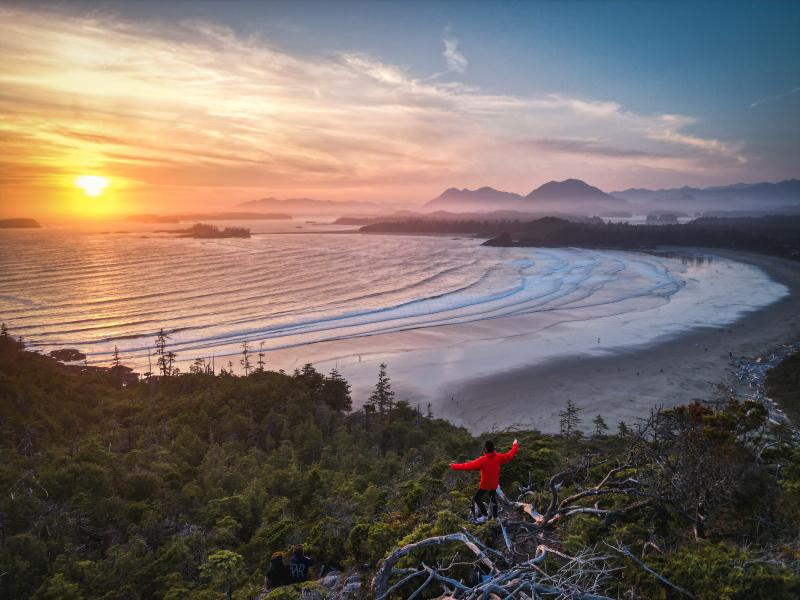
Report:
450,438,519,522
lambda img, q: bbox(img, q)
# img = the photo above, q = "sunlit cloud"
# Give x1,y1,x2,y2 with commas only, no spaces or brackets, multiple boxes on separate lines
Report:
0,5,752,217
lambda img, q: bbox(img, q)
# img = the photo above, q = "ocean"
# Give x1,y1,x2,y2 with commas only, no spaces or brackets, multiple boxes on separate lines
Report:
0,221,789,409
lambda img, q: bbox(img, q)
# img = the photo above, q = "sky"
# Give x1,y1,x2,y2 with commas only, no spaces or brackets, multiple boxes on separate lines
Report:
0,0,798,219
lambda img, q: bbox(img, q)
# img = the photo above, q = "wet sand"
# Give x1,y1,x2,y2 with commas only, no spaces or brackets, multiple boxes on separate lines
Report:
439,250,800,434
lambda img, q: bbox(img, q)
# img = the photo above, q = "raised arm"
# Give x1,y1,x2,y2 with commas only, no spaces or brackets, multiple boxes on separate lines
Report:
498,439,519,464
450,455,486,471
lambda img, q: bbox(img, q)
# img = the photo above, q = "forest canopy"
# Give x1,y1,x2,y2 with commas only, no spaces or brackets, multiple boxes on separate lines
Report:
1,331,799,599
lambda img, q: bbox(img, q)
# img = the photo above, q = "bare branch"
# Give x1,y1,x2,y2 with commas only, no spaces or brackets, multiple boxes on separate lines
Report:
606,543,696,599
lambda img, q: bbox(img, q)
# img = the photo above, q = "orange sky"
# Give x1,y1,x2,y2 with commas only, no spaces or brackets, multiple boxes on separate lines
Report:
0,6,763,220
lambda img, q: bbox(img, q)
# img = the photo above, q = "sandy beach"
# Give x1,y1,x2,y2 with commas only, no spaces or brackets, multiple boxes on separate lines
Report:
438,250,800,434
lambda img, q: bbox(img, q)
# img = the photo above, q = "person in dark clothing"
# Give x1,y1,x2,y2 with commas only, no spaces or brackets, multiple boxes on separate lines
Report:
289,544,314,583
266,552,290,588
451,439,519,522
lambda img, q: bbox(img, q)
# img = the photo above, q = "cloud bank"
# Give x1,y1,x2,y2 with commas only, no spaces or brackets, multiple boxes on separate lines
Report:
0,6,753,215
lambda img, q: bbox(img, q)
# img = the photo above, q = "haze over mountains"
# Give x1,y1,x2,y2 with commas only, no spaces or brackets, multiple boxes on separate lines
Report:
612,179,800,215
424,178,800,217
232,179,800,219
237,196,395,216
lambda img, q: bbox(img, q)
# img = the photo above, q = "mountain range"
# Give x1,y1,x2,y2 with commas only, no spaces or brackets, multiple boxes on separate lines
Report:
611,179,800,214
235,179,800,219
425,179,629,214
424,178,800,216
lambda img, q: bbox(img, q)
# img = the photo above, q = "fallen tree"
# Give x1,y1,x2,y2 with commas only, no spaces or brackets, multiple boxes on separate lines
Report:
370,400,795,599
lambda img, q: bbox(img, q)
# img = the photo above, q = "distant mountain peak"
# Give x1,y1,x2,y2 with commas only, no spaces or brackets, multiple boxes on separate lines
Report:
426,179,627,214
527,179,610,199
426,186,524,210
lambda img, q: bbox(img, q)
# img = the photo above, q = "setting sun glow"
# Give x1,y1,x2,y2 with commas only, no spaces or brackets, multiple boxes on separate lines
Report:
75,175,109,197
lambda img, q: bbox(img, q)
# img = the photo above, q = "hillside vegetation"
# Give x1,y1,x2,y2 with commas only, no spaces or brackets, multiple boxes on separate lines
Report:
1,331,799,599
361,215,800,259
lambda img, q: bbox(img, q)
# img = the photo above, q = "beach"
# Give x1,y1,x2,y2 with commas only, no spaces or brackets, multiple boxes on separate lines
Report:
2,226,796,434
436,250,800,433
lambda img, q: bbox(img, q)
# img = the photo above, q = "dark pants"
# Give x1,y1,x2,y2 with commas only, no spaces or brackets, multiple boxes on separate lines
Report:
473,489,498,518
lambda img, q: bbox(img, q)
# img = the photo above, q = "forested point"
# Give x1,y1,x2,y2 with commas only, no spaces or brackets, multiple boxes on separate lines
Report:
360,215,800,259
1,330,800,599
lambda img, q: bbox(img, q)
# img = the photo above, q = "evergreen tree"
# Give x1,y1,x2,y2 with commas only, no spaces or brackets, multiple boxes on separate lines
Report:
166,350,177,376
256,341,266,372
111,345,121,369
144,350,153,382
368,362,395,414
618,420,630,436
558,400,582,437
1,322,8,339
240,342,251,376
322,368,352,411
154,328,172,377
200,550,243,600
593,414,609,437
190,357,206,374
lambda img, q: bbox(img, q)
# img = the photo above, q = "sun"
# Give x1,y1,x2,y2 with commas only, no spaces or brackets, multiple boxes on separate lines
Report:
75,175,109,197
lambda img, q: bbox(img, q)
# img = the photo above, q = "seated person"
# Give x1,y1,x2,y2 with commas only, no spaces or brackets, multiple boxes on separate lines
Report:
289,544,314,583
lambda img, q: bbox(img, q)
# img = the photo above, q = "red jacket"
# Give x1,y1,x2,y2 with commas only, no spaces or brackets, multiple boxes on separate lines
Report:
450,441,519,490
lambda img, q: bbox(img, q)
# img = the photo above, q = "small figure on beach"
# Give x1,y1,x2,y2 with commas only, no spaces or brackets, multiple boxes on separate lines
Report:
450,438,519,523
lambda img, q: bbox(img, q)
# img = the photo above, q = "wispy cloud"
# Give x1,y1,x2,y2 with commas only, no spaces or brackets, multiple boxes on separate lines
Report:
0,6,751,215
750,85,800,108
646,115,747,164
442,30,468,74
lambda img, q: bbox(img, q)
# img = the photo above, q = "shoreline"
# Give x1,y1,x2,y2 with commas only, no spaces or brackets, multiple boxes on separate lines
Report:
438,249,800,434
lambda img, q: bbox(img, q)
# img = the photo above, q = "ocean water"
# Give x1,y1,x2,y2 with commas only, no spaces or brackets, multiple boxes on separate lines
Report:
0,226,788,403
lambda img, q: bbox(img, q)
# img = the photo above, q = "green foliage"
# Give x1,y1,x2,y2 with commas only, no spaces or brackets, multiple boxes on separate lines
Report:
1,337,799,599
200,550,243,599
640,542,800,600
32,573,85,600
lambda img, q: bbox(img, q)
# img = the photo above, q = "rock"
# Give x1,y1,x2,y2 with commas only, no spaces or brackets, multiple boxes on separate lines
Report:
0,218,41,229
481,231,515,247
320,572,341,588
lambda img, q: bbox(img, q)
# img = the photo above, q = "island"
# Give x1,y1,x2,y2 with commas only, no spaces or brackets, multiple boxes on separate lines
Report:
158,223,251,238
0,218,41,228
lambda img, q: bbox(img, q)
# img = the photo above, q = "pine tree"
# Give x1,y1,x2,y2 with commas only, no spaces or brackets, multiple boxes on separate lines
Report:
166,350,177,376
0,322,8,339
593,414,609,437
112,345,121,368
426,402,433,419
240,342,252,376
618,420,630,436
322,368,351,411
190,357,206,374
558,400,582,437
256,341,266,372
154,328,172,377
368,362,395,414
144,350,153,382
